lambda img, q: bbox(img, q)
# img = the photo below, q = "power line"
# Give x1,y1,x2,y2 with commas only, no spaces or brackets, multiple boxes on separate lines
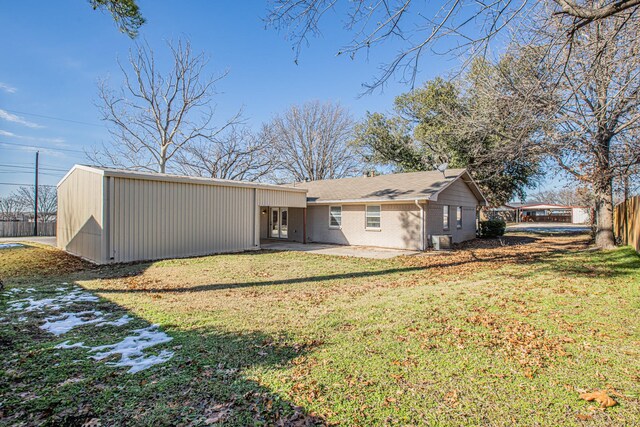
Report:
0,171,62,177
0,163,69,172
0,140,86,154
1,108,105,128
0,182,56,187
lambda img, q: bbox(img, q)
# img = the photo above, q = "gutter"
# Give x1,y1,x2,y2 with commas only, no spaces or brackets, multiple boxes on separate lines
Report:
415,199,425,251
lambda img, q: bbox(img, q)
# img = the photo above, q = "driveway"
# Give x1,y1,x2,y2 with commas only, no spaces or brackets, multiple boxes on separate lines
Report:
260,241,420,259
0,236,57,246
506,223,591,234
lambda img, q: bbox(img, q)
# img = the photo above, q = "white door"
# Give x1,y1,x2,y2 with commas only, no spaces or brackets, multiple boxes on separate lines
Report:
269,207,288,239
280,208,288,238
270,208,280,238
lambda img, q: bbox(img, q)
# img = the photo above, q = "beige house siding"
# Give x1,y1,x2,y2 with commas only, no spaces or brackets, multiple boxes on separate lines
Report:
57,168,106,263
306,203,423,250
427,179,479,243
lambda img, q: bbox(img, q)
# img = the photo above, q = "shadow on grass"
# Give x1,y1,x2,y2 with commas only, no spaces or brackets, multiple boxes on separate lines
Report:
0,287,326,426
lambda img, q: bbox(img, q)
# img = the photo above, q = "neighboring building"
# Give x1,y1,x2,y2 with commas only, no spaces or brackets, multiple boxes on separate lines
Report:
57,166,486,263
292,168,486,249
483,202,591,224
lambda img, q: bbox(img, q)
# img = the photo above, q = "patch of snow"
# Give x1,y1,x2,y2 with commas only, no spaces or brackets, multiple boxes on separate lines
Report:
40,312,131,336
17,316,27,322
8,287,98,313
96,315,132,327
89,325,174,373
41,311,108,335
0,243,23,249
9,297,61,312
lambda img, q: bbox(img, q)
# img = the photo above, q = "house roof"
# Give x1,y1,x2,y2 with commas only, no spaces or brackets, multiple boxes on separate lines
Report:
291,169,487,205
58,165,308,193
506,202,590,209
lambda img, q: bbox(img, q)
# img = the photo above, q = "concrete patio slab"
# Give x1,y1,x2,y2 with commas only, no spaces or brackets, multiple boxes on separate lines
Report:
260,241,420,259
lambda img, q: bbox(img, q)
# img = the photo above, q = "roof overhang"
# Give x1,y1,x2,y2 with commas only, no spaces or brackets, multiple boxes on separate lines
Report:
307,198,429,205
57,165,307,193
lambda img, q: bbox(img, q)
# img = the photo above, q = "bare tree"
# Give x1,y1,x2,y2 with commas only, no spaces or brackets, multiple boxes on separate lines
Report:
261,101,363,181
0,195,23,221
175,125,275,181
89,39,239,173
266,0,640,91
14,186,58,222
528,187,594,206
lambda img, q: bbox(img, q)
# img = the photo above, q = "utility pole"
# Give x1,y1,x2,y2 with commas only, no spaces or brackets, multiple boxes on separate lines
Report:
34,151,39,236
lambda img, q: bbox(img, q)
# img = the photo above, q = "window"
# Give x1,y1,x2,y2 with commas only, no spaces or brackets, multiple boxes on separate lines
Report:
329,206,342,228
366,205,381,229
456,206,463,229
443,205,450,230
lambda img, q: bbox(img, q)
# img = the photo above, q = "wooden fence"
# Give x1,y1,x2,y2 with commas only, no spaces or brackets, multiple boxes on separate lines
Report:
614,196,640,253
0,221,56,238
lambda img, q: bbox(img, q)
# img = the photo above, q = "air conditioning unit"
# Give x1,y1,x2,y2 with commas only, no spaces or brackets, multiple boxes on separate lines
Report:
431,234,452,251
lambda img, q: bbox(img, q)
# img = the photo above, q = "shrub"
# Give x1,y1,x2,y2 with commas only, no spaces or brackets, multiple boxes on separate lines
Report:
478,219,506,238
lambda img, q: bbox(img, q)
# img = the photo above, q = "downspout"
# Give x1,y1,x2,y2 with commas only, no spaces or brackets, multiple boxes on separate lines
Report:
415,199,425,251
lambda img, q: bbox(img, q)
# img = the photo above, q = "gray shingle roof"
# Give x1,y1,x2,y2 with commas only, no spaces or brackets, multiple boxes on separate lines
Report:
291,168,486,204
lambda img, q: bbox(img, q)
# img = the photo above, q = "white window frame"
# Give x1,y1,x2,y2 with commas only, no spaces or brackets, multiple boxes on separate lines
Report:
329,205,342,229
443,205,450,231
365,205,382,230
456,206,463,229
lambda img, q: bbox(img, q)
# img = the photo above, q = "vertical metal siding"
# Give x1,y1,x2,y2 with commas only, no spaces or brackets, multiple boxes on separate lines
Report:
256,189,306,208
110,177,257,263
57,168,106,263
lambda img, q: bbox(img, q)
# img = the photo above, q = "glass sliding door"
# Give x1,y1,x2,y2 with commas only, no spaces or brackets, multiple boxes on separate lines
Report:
269,207,288,239
270,208,280,238
280,208,288,238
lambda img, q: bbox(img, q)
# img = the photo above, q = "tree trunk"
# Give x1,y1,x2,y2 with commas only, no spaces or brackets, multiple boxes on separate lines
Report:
159,145,168,173
594,174,616,249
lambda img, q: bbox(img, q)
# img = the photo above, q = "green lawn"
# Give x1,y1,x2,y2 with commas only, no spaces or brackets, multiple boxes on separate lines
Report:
1,234,639,426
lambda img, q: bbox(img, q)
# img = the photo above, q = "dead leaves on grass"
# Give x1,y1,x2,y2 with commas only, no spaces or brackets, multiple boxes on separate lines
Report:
400,234,590,279
579,390,618,408
0,245,88,279
466,309,569,374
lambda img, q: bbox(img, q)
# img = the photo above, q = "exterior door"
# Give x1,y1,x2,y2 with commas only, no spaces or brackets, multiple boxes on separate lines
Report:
269,207,288,239
280,208,288,238
270,208,280,238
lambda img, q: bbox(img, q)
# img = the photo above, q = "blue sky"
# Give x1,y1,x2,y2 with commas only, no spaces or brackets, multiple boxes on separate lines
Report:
0,1,554,198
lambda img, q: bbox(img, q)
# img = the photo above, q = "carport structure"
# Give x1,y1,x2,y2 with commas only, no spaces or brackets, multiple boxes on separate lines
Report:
57,165,307,264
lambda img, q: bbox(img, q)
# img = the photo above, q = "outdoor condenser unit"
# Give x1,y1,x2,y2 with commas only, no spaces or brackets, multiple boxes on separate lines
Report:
431,234,452,251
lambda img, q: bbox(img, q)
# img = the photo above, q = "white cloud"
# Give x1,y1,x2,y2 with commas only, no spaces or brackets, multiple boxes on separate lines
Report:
0,109,43,128
0,129,65,144
0,82,17,93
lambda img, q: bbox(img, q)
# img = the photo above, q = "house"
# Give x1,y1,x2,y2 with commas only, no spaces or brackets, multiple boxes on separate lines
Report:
57,166,486,263
292,169,486,249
